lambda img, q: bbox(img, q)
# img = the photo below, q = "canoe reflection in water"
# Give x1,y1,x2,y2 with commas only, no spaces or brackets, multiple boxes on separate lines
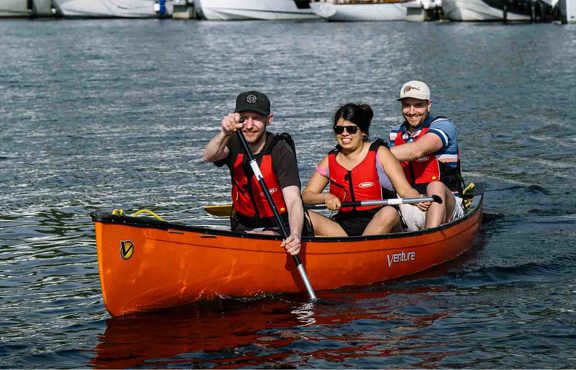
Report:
91,298,304,368
91,284,474,368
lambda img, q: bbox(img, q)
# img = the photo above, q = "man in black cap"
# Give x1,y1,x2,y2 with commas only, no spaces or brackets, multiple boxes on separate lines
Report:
203,91,304,256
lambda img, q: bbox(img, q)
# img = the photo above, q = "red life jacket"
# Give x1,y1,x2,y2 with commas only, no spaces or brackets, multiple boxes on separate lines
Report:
328,140,392,213
230,138,288,221
393,118,463,193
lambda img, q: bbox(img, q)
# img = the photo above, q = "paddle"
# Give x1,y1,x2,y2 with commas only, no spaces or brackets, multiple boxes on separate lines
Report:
204,204,234,217
205,195,441,216
235,128,317,302
306,195,442,209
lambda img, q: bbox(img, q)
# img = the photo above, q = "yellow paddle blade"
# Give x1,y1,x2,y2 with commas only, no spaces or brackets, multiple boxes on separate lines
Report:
204,204,232,217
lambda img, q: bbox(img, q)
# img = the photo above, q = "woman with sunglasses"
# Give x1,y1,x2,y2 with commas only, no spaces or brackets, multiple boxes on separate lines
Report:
302,103,428,237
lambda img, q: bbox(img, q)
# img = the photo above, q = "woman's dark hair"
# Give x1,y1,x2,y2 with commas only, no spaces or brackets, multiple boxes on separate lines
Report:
333,103,373,136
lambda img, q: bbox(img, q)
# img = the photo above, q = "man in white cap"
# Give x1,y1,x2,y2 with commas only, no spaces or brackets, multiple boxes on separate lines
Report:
388,80,465,231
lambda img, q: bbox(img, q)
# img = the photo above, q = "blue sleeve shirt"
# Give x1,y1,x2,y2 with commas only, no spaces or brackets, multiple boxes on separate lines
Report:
389,114,459,169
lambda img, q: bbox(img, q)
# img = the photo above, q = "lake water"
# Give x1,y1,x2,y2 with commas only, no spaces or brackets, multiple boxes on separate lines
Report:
1,18,575,368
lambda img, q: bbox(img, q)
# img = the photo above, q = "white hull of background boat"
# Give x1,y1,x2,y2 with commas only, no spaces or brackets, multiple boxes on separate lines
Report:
442,0,531,20
54,0,172,17
310,0,424,21
0,0,29,17
195,0,319,20
33,0,54,15
0,0,53,17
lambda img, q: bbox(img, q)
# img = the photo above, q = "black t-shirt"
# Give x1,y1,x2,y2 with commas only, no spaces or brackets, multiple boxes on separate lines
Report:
216,132,301,190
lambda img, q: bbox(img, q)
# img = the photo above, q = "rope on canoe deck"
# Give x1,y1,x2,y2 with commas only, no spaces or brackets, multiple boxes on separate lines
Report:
111,208,165,221
462,182,476,210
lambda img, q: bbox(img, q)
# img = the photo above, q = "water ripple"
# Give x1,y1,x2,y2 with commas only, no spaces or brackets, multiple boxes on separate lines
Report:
0,19,575,368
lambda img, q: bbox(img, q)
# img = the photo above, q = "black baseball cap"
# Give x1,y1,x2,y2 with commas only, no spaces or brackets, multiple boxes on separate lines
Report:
235,91,270,116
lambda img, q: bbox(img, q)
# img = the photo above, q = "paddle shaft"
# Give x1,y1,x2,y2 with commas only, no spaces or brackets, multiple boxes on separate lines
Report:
205,195,441,217
305,195,442,209
235,129,317,301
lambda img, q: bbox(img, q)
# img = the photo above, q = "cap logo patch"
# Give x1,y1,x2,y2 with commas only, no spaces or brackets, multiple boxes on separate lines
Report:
246,94,257,104
404,85,420,93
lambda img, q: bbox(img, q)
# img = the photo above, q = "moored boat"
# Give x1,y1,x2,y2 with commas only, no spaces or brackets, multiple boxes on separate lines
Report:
53,0,172,18
92,194,483,317
32,0,55,16
0,0,30,17
309,0,439,21
0,0,53,17
195,0,319,20
442,0,559,21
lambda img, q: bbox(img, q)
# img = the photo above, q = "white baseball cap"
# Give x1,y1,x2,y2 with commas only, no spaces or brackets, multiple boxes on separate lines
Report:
398,80,431,101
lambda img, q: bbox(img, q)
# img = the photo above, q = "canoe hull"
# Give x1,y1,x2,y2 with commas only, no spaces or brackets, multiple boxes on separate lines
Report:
93,195,483,316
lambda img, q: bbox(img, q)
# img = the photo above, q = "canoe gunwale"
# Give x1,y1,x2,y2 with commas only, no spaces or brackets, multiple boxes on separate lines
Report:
90,194,483,242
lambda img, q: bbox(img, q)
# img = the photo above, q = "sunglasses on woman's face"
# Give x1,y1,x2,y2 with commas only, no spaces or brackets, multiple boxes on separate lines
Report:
333,125,359,135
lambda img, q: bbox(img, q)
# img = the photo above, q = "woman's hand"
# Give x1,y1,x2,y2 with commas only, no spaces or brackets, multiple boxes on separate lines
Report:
324,193,342,211
416,198,431,212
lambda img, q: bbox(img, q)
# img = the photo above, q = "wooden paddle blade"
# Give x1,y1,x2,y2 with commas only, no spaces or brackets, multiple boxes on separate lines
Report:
204,204,232,217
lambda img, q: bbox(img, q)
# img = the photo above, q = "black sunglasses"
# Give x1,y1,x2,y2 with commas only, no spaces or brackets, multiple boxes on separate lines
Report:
333,125,359,135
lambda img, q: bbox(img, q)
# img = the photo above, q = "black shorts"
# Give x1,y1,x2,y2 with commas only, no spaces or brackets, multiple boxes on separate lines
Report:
332,209,380,237
231,212,313,237
231,212,283,233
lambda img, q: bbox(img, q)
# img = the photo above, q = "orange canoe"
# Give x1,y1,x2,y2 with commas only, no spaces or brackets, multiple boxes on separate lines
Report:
91,194,483,317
